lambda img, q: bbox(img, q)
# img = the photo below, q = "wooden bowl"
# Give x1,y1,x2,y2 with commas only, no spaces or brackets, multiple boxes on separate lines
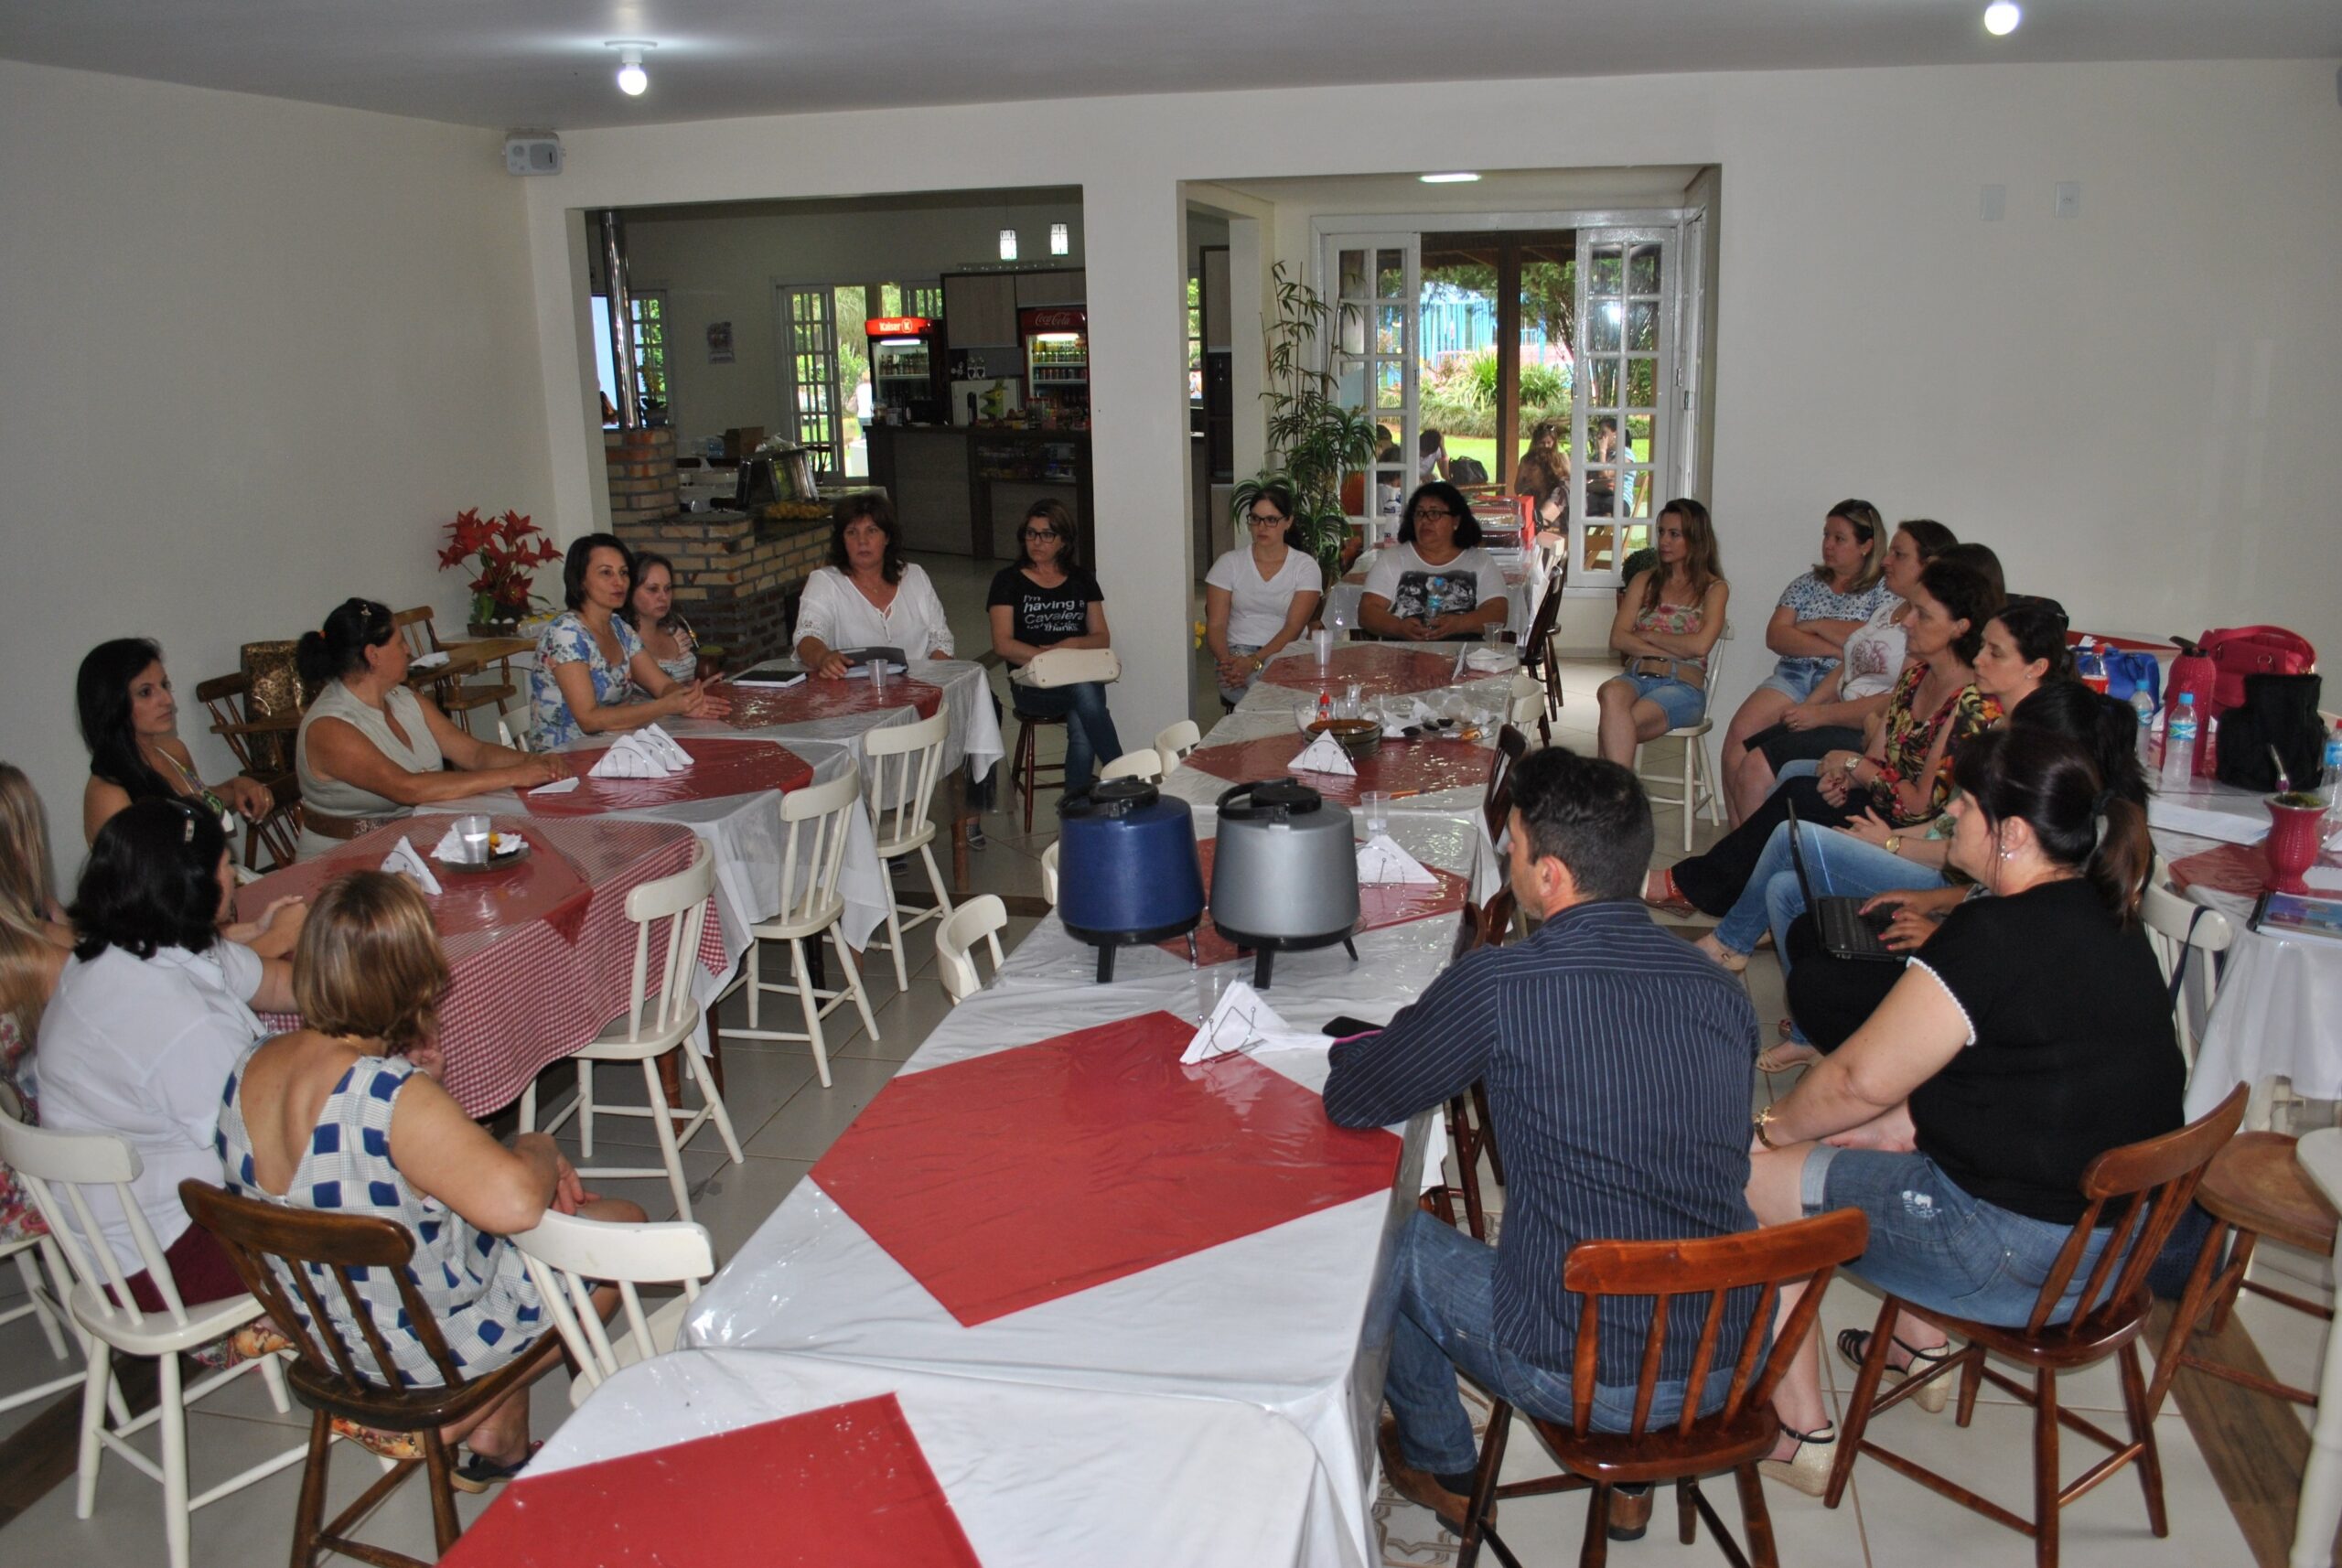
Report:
1308,717,1384,759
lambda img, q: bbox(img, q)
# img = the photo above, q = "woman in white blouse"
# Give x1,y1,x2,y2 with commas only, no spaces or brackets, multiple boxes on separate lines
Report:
793,497,955,678
1205,480,1323,707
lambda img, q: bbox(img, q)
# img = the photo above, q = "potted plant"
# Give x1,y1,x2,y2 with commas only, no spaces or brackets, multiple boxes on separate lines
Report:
1232,263,1382,594
436,509,560,636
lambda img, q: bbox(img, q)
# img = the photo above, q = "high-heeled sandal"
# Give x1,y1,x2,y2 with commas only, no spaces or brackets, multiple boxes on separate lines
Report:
1838,1328,1954,1414
1757,1421,1837,1497
1755,1040,1821,1075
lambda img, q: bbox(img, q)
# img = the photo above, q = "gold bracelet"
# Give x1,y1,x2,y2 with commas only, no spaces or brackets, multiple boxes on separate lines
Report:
1753,1105,1783,1151
1885,833,1903,856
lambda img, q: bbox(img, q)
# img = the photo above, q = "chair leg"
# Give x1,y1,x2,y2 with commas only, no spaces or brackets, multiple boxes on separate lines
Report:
13,1248,68,1359
422,1431,462,1552
518,1082,536,1133
880,865,910,993
2033,1367,2061,1568
641,1058,693,1221
1677,1477,1698,1544
686,1044,745,1165
2148,1217,2230,1416
1013,721,1037,834
744,942,762,1028
289,1410,332,1568
1581,1482,1614,1568
159,1350,190,1568
1456,1396,1513,1568
1472,1081,1505,1186
2118,1341,2168,1537
258,1346,292,1412
1826,1298,1898,1508
1681,735,1698,853
577,1060,597,1158
1734,1463,1780,1568
919,843,955,921
790,939,833,1088
832,925,881,1043
75,1342,110,1518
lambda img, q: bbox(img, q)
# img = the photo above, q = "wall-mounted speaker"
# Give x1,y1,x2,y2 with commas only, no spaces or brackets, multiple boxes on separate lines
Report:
504,134,564,177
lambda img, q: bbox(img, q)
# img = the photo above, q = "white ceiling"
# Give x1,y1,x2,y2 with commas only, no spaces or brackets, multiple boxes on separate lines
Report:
2,1,2334,130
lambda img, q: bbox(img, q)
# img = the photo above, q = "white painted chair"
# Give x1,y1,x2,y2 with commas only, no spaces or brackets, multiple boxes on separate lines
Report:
0,1118,304,1568
496,713,531,752
510,1209,716,1408
1633,623,1731,852
1507,671,1547,731
862,709,955,993
2289,1128,2342,1568
1040,841,1060,907
1100,746,1163,783
2141,873,2235,1067
714,766,880,1088
522,843,741,1222
935,895,1009,1004
0,1230,81,1416
1154,720,1202,768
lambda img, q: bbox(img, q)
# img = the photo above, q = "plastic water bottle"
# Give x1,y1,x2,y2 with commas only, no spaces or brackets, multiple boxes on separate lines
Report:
2131,691,2158,768
2159,693,2198,793
2321,719,2342,852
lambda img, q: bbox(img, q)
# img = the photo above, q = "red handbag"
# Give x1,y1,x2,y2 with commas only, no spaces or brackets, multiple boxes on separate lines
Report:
2196,626,2316,711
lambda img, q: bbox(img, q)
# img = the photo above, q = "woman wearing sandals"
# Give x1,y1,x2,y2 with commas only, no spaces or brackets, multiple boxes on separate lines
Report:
1740,726,2178,1493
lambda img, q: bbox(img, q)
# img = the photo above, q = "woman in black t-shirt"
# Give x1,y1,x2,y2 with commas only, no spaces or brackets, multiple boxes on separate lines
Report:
1735,725,2179,1496
987,499,1124,800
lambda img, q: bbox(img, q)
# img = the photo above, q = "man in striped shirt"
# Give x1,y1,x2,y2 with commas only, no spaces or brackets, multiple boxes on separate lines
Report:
1324,747,1759,1536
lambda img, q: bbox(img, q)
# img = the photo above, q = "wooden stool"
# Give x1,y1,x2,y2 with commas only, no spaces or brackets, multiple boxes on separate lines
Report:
1010,712,1068,832
2152,1130,2338,1412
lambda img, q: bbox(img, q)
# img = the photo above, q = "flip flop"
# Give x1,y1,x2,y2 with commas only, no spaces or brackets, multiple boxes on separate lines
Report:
452,1440,543,1493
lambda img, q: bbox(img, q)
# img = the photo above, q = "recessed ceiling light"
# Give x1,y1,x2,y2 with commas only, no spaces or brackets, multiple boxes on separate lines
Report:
607,40,655,96
1982,3,2021,36
1420,172,1481,185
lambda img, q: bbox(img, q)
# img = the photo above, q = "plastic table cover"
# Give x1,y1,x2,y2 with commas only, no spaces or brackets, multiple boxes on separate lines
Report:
451,1351,1341,1568
1182,733,1493,808
716,674,944,727
1260,642,1487,699
242,816,590,941
1172,836,1470,969
689,659,1004,783
520,736,814,817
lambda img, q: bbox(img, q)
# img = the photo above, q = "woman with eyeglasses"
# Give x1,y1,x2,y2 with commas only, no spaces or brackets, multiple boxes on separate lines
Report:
293,599,570,860
1595,499,1730,765
1205,479,1323,708
77,638,275,847
794,495,956,680
1358,482,1510,643
988,499,1123,800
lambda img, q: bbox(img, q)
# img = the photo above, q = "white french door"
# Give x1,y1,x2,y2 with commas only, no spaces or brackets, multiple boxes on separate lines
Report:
1320,233,1420,521
775,285,843,474
1568,225,1681,588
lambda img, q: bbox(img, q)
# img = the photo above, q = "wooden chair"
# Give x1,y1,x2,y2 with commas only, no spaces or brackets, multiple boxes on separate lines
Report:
392,606,516,736
193,670,304,870
1426,888,1517,1241
178,1181,566,1568
1481,724,1529,843
1634,623,1731,852
863,709,956,993
1455,1208,1871,1568
1009,711,1069,832
0,1230,80,1418
935,894,1010,1004
510,1209,715,1408
1826,1086,2249,1568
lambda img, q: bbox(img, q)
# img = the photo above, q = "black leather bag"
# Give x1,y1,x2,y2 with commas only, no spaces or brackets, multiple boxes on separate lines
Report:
2214,672,2325,792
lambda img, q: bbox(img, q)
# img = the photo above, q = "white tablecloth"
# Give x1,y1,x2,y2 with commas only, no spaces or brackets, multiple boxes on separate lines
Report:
521,1352,1342,1567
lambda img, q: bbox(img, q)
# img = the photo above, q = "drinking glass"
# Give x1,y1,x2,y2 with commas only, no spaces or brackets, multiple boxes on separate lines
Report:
1361,790,1391,837
455,813,491,865
869,658,891,696
1312,628,1334,667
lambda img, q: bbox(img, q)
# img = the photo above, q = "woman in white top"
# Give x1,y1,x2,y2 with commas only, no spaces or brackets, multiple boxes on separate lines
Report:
1359,483,1510,643
38,799,302,1306
1724,520,1959,821
1205,480,1323,707
794,496,956,678
294,599,566,858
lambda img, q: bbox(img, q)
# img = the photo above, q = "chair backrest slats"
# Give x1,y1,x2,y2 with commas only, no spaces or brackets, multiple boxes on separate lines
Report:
1674,1287,1732,1437
778,768,863,926
864,712,949,854
511,1211,714,1394
0,1117,191,1331
619,845,714,1042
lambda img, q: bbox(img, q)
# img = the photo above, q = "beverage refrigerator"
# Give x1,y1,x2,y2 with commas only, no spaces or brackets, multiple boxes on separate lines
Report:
865,317,947,424
1019,306,1090,424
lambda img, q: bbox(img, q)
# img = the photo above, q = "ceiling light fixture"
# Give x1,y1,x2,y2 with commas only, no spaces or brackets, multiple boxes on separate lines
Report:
1419,172,1481,184
1982,3,2021,36
607,41,655,96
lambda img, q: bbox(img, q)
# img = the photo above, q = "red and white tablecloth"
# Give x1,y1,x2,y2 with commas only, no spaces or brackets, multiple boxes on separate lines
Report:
521,736,813,818
1181,732,1493,808
240,818,721,1117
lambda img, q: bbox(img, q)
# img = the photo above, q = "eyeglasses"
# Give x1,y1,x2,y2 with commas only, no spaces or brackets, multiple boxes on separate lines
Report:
1413,507,1456,521
1021,529,1061,542
1245,512,1287,526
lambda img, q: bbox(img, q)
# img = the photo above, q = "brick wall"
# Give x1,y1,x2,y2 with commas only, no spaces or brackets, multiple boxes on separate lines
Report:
607,430,829,670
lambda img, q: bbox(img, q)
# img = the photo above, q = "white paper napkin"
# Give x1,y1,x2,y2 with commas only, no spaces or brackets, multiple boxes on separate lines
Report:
407,650,451,671
1465,646,1516,673
381,835,443,896
1292,732,1358,777
1357,834,1438,886
635,723,693,769
530,776,580,795
590,736,678,779
1181,982,1331,1065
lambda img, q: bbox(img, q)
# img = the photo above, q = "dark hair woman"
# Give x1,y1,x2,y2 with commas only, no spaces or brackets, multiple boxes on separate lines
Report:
795,494,956,681
623,552,705,687
293,598,564,858
527,533,727,749
988,499,1123,800
1205,481,1323,708
77,638,273,847
1514,421,1570,531
1742,723,2175,1493
1358,482,1511,643
1595,499,1730,765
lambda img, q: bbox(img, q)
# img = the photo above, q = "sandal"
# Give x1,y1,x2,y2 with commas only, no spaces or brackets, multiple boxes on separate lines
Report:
1641,868,1695,918
452,1440,543,1494
1693,934,1747,973
1757,1421,1837,1497
330,1417,427,1461
1838,1328,1954,1414
1756,1040,1821,1075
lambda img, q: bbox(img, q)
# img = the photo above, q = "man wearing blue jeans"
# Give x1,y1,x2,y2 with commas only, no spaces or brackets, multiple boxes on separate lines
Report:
1323,748,1760,1539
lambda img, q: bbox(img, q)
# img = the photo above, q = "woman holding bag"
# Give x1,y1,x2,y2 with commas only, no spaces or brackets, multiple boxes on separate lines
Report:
989,499,1123,802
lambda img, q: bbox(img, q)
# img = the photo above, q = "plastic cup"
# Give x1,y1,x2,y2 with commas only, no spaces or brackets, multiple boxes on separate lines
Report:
1362,791,1391,837
2265,796,2326,892
455,813,491,865
869,659,890,696
1312,628,1334,667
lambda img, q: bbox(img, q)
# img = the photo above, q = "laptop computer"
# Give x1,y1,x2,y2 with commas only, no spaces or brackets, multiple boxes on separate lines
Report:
1786,800,1900,962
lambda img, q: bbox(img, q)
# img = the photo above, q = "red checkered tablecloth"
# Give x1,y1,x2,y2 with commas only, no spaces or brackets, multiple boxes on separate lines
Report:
242,818,726,1117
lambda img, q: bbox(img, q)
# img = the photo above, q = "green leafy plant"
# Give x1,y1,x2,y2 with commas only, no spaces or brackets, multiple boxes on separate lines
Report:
1233,263,1381,589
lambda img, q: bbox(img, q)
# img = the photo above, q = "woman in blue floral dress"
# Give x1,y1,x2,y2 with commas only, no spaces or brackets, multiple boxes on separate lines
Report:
528,533,729,749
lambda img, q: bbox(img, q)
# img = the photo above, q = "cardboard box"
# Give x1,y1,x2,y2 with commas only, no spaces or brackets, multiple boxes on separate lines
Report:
722,426,766,462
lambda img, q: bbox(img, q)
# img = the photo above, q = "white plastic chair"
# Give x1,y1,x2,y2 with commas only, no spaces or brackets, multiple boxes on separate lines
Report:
2141,873,2235,1066
510,1209,715,1408
1507,671,1547,731
935,895,1009,1004
496,713,532,753
1154,720,1202,768
1040,841,1060,907
715,765,881,1088
862,710,956,993
521,843,741,1222
2289,1128,2342,1567
1100,747,1163,783
0,1119,303,1568
1633,623,1731,852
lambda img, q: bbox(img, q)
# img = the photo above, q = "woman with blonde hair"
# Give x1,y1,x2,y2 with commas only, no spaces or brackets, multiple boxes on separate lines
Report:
0,763,71,1241
219,871,643,1487
1595,499,1730,764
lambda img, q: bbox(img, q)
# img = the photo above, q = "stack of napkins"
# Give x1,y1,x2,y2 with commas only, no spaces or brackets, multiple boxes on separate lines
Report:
1464,646,1517,673
1292,732,1358,776
1181,981,1331,1065
590,725,692,779
381,835,444,895
1357,834,1437,886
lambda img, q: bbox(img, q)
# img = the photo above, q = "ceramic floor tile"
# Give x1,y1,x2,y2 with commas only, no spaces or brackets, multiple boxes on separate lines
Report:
683,1155,815,1265
740,1053,907,1163
528,1045,817,1154
541,1135,735,1226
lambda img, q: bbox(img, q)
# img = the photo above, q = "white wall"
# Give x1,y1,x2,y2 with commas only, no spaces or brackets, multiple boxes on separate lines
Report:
0,60,549,875
521,61,2342,746
613,197,1086,448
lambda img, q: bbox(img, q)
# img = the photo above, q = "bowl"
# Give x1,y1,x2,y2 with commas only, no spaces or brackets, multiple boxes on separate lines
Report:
1307,717,1384,759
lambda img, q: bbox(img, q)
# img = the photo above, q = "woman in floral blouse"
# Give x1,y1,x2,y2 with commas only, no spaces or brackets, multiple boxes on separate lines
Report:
1646,558,2003,916
528,534,729,750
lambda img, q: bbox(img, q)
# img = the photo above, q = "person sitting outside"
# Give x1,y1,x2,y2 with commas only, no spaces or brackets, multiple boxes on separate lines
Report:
295,599,566,857
1418,427,1449,483
527,533,729,750
1514,420,1570,532
1358,482,1510,643
1324,747,1762,1540
1205,479,1322,708
988,499,1123,801
77,638,274,847
217,871,644,1487
794,495,957,678
1595,499,1729,763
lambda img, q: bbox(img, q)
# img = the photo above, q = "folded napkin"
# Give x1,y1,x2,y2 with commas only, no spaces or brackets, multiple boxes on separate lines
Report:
406,650,451,671
635,723,693,769
1464,646,1517,673
530,775,581,795
381,835,443,896
1357,834,1437,886
1292,731,1358,777
590,735,680,779
1182,981,1331,1065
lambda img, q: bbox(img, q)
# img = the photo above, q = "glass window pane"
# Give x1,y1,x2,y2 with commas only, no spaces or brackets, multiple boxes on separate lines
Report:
1377,360,1402,411
1583,523,1617,575
1591,247,1623,295
1339,250,1366,298
1334,357,1367,408
1588,303,1621,353
1377,250,1405,299
1627,414,1654,459
1591,360,1621,407
1627,359,1657,408
1622,522,1652,557
1377,305,1404,357
1628,301,1658,352
1338,302,1366,357
1628,244,1661,295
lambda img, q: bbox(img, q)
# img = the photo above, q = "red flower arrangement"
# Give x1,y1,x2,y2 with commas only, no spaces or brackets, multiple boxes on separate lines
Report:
436,509,560,626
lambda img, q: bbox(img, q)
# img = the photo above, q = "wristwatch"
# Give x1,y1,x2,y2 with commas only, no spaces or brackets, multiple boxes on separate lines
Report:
1885,833,1903,856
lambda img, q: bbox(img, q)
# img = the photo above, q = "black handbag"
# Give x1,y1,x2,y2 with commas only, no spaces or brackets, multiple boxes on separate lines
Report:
2213,671,2325,792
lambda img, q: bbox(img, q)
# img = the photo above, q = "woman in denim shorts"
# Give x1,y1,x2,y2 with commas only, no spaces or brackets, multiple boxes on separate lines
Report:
1735,725,2182,1496
1595,499,1730,764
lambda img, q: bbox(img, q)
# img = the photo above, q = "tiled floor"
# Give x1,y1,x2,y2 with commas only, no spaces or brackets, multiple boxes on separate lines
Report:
0,654,2276,1565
